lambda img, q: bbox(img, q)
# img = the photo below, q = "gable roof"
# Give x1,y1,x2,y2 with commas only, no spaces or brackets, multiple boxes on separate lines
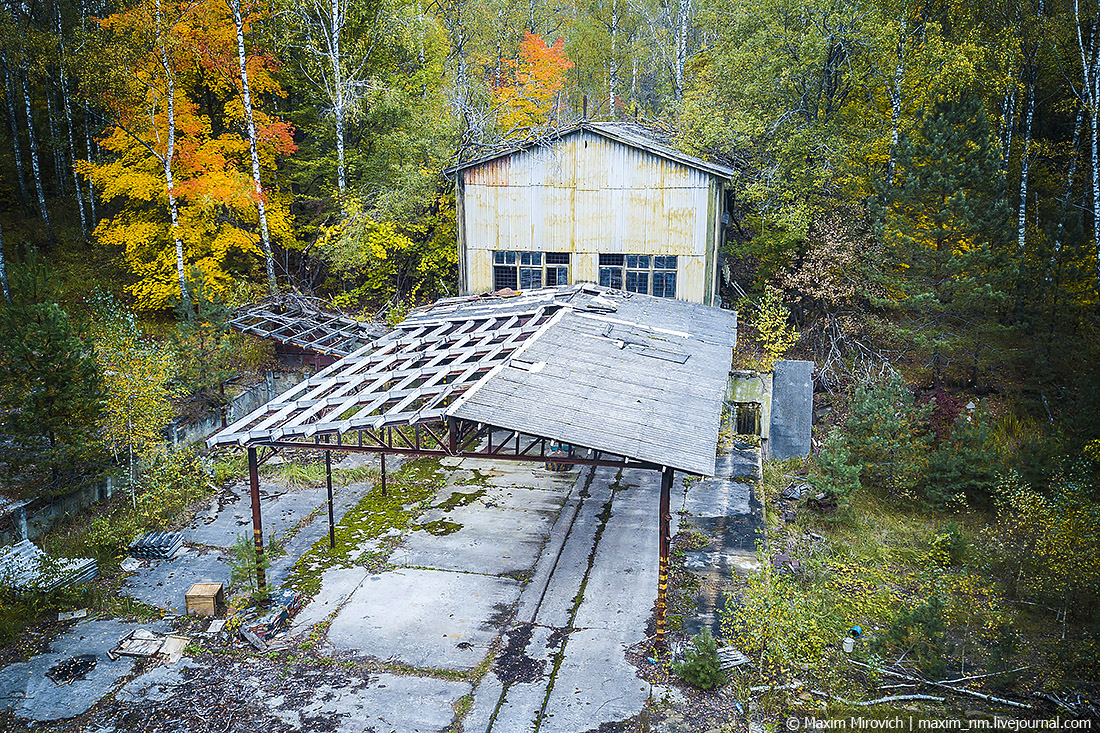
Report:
208,284,738,476
445,121,738,181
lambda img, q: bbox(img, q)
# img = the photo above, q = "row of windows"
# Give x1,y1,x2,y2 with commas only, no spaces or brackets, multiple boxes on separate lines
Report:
491,251,678,298
492,251,569,290
597,254,677,298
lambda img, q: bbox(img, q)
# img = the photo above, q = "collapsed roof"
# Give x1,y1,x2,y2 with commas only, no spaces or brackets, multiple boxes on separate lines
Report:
228,294,387,358
209,284,737,476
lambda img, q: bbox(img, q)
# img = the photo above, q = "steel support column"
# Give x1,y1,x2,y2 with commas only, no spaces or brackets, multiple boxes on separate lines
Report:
325,449,335,549
380,452,387,495
247,447,267,592
655,465,674,649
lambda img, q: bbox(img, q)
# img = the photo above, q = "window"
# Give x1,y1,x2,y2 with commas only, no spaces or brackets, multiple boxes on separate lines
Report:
600,254,677,298
728,402,761,436
493,251,570,291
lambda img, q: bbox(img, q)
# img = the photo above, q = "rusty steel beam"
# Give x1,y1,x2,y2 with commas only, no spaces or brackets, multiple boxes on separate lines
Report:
247,447,267,594
325,449,335,550
655,465,673,649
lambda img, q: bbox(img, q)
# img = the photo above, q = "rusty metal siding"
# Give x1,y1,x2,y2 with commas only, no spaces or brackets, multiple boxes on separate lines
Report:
462,130,719,302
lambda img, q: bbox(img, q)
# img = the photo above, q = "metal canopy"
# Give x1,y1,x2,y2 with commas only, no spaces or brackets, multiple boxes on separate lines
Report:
228,294,386,358
209,284,737,477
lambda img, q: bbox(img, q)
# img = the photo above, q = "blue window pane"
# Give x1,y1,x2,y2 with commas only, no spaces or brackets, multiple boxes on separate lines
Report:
494,251,506,264
627,255,650,269
625,270,648,293
545,252,569,265
494,267,517,290
600,267,622,289
599,254,624,266
520,252,541,266
653,272,676,297
519,268,542,289
546,266,568,286
655,255,677,269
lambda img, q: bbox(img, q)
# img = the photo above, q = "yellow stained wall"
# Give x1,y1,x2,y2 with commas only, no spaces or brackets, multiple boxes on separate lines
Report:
459,130,722,304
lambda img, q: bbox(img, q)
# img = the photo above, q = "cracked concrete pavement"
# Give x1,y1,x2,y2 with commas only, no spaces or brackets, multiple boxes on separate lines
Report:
0,443,758,732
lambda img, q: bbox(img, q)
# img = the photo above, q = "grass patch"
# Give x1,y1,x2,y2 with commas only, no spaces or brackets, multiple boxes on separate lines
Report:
434,489,487,511
284,457,447,602
415,519,463,536
261,461,378,490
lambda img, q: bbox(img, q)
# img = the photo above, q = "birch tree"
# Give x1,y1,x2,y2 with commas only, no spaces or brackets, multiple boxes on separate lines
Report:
1074,0,1100,293
1,52,28,207
227,0,277,296
290,0,387,210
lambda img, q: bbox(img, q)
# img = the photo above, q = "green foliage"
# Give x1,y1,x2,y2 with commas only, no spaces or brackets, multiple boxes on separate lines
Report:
751,286,799,370
986,467,1100,622
844,376,931,500
872,596,950,679
922,410,1000,509
811,427,861,504
0,282,105,499
672,629,727,690
171,283,271,408
89,293,179,484
46,447,215,567
229,533,270,604
723,571,835,679
318,196,457,308
927,521,966,568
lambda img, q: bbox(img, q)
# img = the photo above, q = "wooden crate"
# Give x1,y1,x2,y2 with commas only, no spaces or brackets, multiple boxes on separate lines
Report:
185,582,224,617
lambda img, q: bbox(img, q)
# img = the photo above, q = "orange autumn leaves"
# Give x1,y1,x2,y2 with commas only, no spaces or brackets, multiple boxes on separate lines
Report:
492,31,573,138
83,0,295,310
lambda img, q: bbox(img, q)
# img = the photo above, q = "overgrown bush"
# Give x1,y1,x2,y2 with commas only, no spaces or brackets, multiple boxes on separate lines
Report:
986,466,1100,624
872,596,951,678
229,533,270,605
722,571,834,678
811,427,861,506
844,375,931,499
923,409,999,509
673,629,727,690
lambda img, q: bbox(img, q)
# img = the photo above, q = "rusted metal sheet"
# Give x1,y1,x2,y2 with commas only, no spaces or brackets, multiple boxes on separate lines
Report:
461,130,721,303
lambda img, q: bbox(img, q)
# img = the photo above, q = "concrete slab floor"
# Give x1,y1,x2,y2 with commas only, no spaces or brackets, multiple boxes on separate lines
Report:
0,618,166,722
258,673,471,733
326,568,522,671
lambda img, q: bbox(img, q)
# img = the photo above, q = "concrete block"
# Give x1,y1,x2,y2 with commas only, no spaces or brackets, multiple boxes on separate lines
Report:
769,359,814,461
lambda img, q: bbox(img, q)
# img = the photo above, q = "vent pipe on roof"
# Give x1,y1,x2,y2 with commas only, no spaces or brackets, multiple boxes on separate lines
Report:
583,95,588,119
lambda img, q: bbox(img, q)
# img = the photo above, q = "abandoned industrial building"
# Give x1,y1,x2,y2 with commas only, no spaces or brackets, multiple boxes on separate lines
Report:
449,122,735,306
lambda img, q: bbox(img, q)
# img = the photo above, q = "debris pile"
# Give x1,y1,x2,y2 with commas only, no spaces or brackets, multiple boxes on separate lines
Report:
128,532,184,560
0,540,98,592
244,589,303,643
108,629,190,664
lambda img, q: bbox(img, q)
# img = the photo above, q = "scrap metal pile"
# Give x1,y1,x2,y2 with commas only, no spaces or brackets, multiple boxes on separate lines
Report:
0,540,97,592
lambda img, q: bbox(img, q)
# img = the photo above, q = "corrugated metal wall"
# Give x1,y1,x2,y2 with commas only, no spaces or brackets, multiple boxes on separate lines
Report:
461,131,720,304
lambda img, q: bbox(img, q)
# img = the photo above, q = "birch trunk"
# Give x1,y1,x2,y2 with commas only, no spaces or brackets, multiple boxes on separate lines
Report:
83,112,96,225
1017,68,1035,253
47,86,64,198
157,0,190,312
230,0,279,297
21,74,52,235
886,17,906,185
57,10,88,239
0,218,9,303
608,0,619,115
1000,83,1016,182
2,56,29,207
1053,108,1084,258
674,0,690,101
1075,0,1100,294
329,0,346,208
